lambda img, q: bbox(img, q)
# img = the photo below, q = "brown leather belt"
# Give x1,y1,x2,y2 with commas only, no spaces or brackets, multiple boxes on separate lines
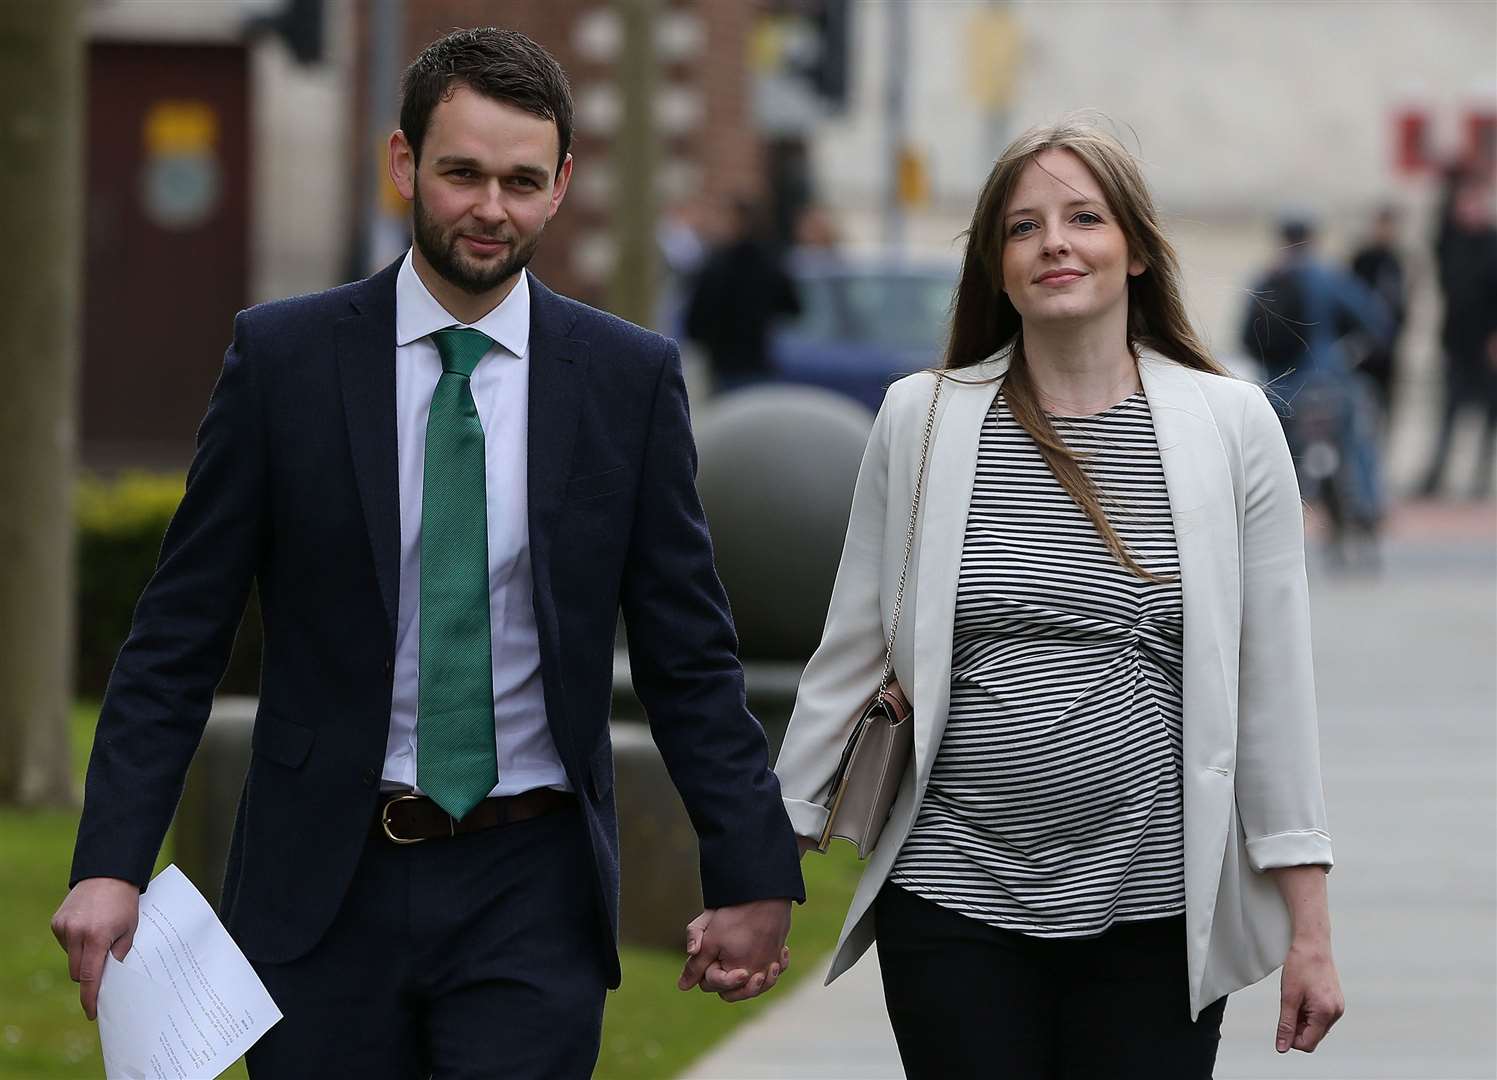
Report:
375,788,575,844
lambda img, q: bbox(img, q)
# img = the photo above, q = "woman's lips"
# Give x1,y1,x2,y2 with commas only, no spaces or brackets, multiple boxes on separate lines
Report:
1036,272,1085,287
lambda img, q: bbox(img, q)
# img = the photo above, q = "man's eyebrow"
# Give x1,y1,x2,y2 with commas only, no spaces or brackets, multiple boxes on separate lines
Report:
1005,199,1101,219
433,155,551,181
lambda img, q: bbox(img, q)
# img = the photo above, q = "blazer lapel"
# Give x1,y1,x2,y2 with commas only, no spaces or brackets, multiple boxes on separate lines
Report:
1138,353,1241,771
1138,352,1241,995
909,359,1006,796
337,259,403,646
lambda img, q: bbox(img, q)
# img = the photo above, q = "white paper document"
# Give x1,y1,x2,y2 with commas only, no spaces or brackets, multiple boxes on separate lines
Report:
96,864,282,1079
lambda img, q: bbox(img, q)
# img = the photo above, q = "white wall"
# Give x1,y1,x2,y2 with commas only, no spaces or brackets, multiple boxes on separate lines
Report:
816,0,1494,224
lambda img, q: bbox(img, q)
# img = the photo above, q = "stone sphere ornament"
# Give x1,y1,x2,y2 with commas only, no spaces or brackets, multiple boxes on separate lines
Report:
693,385,875,661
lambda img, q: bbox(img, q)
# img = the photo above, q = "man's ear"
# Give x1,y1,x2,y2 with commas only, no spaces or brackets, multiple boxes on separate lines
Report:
546,154,574,222
389,130,417,202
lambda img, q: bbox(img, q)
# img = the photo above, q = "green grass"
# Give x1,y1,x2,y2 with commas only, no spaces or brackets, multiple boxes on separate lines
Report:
0,705,863,1079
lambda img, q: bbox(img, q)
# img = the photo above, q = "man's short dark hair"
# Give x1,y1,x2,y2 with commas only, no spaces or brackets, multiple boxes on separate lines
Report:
400,28,574,175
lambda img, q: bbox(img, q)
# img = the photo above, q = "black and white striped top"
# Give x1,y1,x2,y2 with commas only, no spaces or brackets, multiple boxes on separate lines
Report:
889,390,1186,938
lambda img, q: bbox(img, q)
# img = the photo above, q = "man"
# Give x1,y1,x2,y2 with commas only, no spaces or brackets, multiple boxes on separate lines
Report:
52,28,803,1078
683,197,801,394
1240,215,1392,553
1418,168,1497,498
1348,204,1408,431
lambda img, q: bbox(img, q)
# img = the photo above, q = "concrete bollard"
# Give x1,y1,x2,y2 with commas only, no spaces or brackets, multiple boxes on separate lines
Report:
606,657,803,952
611,653,803,758
608,721,704,950
174,695,256,909
694,385,875,661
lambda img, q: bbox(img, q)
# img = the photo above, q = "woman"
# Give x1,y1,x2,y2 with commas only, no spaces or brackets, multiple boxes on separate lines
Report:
774,120,1344,1078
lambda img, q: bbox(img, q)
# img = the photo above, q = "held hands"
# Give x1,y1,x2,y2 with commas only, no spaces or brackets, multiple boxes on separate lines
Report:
1275,935,1345,1053
50,877,141,1020
678,899,792,1003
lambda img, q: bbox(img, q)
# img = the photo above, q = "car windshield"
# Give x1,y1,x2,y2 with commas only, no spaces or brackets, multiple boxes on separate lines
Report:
786,270,953,351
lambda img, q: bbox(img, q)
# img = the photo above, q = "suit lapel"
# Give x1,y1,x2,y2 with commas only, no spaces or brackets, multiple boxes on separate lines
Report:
337,259,404,645
524,278,587,575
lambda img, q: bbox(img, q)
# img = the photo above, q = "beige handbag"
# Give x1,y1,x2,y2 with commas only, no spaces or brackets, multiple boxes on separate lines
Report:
817,376,943,859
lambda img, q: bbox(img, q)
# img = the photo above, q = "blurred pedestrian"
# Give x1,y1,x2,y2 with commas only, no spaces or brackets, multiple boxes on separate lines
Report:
775,120,1343,1078
793,203,842,252
1240,216,1393,556
1418,169,1497,499
655,196,710,330
1349,203,1408,430
684,197,802,394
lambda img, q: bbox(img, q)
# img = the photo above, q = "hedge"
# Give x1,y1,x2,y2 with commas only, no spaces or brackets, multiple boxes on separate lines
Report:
76,472,262,697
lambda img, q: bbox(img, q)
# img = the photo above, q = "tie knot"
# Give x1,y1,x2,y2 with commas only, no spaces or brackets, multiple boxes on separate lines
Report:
432,328,494,377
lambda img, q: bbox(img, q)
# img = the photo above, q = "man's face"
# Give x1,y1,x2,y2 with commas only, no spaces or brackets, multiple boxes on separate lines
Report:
395,85,571,296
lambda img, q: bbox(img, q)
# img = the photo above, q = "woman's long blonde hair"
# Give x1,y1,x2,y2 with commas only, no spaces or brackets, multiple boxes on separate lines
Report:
945,117,1227,579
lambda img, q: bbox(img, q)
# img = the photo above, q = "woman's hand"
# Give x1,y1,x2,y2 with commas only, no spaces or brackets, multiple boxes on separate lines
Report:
1270,864,1344,1053
1276,935,1344,1052
796,835,819,858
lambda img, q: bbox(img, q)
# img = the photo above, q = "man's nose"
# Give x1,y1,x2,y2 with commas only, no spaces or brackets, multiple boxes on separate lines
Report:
472,181,508,224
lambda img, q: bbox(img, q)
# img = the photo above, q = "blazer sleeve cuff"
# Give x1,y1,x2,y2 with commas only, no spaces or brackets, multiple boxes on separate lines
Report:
1246,828,1334,872
784,797,829,842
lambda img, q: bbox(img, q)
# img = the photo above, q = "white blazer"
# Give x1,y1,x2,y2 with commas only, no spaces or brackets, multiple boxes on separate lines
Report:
775,346,1334,1019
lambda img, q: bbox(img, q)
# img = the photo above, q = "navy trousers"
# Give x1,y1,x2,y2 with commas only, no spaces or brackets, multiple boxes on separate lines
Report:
873,884,1227,1079
246,800,610,1079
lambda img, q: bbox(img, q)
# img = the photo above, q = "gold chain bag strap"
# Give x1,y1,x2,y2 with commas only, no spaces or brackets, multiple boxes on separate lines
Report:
817,375,944,858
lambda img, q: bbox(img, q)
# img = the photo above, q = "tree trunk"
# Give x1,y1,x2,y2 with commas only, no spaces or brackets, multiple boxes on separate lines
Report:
0,0,83,807
608,0,661,328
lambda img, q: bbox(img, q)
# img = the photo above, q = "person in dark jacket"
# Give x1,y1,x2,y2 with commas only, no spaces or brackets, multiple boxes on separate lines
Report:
1240,217,1393,550
1349,204,1408,430
685,198,802,394
1418,170,1497,498
50,29,803,1079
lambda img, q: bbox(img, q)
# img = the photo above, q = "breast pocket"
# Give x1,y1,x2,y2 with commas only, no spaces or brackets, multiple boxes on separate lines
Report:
566,465,629,503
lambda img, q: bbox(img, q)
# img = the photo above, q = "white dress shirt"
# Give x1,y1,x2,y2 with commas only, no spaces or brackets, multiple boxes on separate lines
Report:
382,249,569,796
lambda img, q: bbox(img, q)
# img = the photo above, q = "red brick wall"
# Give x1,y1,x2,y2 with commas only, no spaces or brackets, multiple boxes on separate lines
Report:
350,1,765,313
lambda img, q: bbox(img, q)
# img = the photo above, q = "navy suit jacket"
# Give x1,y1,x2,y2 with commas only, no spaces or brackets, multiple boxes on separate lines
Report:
70,259,805,984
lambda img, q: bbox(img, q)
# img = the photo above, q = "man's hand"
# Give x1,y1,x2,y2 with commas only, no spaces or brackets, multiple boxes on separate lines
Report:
678,899,791,1003
1275,937,1345,1053
51,877,140,1020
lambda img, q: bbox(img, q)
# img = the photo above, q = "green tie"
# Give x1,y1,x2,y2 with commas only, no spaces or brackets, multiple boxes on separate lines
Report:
418,328,498,820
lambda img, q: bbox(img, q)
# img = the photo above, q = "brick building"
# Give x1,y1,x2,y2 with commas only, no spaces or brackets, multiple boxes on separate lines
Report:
352,1,771,312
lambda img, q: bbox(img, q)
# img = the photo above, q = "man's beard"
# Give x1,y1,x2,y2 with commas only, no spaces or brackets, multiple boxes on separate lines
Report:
412,188,543,296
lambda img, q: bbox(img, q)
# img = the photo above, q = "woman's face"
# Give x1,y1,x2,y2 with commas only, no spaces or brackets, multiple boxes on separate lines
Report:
998,148,1144,328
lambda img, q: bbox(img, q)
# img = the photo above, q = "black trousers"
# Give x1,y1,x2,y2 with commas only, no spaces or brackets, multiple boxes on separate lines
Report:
873,884,1227,1080
246,800,610,1080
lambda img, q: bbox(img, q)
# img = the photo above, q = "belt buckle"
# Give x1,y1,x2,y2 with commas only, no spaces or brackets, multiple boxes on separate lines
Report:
381,793,432,845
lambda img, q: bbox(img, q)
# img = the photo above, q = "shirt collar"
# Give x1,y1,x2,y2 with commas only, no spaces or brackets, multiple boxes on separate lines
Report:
394,247,531,359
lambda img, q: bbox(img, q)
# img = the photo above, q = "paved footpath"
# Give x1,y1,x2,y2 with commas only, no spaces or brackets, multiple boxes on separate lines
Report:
685,503,1497,1080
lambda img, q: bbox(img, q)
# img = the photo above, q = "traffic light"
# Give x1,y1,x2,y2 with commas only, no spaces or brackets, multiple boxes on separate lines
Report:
246,0,324,66
807,0,850,108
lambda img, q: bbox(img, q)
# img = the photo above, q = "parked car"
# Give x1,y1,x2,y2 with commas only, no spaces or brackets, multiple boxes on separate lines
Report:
767,251,958,412
673,250,958,413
